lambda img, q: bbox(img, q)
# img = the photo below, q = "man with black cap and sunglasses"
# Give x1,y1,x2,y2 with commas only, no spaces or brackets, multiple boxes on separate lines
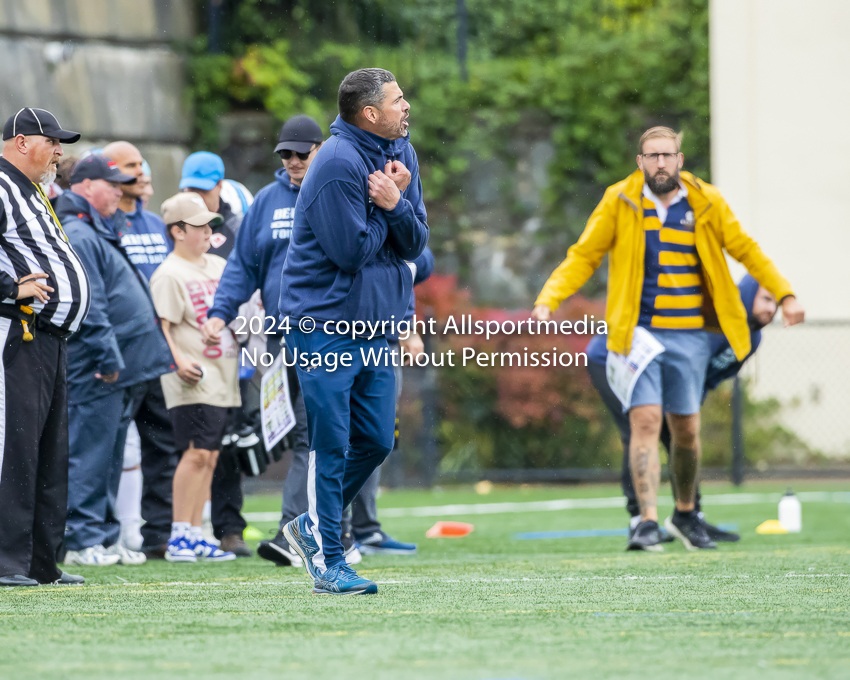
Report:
55,155,174,568
202,114,323,566
0,108,91,587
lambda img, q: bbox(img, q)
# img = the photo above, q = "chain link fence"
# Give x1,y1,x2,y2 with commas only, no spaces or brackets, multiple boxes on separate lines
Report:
383,320,850,488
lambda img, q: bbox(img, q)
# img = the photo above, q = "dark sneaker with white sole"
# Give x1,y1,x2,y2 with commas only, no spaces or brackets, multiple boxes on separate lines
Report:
665,514,717,551
699,514,740,542
626,520,665,552
628,519,675,544
50,572,85,585
257,530,303,567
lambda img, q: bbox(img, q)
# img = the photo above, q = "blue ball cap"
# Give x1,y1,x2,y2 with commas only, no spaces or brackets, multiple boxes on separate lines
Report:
179,151,225,191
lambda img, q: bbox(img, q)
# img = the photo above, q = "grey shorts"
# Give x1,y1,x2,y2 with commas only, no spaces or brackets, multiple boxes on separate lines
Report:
629,329,712,415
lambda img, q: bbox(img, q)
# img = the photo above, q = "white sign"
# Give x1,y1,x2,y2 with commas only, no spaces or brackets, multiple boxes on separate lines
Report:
605,327,666,410
260,350,296,451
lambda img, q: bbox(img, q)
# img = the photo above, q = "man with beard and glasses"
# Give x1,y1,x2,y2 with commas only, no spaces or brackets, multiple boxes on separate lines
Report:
532,126,804,552
0,108,91,586
585,274,778,547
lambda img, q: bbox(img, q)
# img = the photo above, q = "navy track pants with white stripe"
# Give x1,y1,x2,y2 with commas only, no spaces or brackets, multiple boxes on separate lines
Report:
0,318,69,583
286,328,395,572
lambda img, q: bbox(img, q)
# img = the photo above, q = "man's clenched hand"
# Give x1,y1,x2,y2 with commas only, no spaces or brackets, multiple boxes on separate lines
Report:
385,161,411,193
201,317,225,346
781,296,805,327
368,170,401,211
531,304,551,321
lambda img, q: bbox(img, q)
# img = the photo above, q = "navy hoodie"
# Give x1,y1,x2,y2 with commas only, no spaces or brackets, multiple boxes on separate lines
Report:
209,168,299,327
586,274,765,394
279,116,429,328
116,199,172,281
57,192,174,405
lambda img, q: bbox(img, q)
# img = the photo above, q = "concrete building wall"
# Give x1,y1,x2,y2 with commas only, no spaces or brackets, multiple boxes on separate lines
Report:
0,0,195,206
711,0,850,456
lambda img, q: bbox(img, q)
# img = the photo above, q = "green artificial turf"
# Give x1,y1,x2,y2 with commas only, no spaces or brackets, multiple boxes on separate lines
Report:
2,480,848,680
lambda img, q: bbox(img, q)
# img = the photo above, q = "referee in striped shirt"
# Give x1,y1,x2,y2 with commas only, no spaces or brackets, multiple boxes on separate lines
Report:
0,108,91,587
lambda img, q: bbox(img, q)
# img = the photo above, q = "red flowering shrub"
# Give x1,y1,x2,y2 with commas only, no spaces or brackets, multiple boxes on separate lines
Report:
414,275,622,472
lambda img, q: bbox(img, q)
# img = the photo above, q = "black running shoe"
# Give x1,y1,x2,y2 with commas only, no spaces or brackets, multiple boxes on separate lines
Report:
699,514,740,543
629,517,675,544
665,513,717,551
257,530,303,567
626,520,665,552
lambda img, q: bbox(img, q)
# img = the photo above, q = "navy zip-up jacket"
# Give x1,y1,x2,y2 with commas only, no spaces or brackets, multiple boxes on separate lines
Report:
279,116,429,328
209,168,299,327
57,192,174,405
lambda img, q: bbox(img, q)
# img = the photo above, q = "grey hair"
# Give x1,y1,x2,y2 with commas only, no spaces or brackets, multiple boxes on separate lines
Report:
338,68,397,124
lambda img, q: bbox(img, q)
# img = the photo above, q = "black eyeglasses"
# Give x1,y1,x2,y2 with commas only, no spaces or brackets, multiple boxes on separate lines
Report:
279,149,312,161
640,152,680,163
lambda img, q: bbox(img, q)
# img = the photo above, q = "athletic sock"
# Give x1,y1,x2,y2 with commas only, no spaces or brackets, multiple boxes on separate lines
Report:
116,467,143,549
629,515,641,530
171,522,192,541
190,526,204,543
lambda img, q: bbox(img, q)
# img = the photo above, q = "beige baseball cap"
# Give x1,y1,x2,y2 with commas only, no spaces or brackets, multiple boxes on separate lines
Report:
160,192,223,227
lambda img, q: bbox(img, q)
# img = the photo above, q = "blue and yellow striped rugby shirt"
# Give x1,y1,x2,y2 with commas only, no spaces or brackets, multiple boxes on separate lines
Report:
638,186,703,330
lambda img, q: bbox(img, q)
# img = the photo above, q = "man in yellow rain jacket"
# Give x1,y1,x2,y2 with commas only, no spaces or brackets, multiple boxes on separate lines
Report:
532,126,804,552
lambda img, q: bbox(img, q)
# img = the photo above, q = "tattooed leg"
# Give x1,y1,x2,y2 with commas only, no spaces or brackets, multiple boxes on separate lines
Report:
667,412,701,512
629,405,663,522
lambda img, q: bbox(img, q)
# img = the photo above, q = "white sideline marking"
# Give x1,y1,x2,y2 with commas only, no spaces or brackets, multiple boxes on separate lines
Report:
243,491,850,522
50,572,850,592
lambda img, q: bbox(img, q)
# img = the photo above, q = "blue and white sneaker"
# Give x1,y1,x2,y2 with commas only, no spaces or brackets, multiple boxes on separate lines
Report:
165,536,197,563
192,538,236,562
313,564,378,595
283,513,322,579
356,531,417,556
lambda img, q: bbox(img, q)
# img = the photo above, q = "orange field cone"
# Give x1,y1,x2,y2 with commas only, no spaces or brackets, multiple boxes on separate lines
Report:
425,521,474,538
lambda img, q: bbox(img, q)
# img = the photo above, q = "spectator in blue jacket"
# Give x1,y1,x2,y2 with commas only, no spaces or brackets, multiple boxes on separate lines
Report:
103,140,180,560
202,115,322,567
57,155,174,567
280,68,429,595
585,274,777,546
103,142,171,280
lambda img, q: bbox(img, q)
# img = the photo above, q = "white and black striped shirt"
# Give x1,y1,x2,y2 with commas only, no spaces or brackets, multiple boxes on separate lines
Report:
0,158,90,333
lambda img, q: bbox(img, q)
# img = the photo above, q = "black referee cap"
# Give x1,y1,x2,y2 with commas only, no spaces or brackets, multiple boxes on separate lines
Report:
2,108,80,143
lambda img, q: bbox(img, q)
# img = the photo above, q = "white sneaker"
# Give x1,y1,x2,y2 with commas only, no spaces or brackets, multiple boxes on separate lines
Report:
104,543,147,565
119,521,144,552
192,538,236,562
64,545,121,567
165,536,197,563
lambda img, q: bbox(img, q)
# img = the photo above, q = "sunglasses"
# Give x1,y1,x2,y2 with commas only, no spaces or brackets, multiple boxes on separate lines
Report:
279,149,312,161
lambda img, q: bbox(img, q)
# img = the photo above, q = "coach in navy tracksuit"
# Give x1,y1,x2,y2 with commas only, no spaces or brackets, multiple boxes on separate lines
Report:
280,68,428,595
586,274,777,543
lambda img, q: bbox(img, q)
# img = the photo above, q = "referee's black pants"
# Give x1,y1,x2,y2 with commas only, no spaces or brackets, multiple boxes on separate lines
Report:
0,319,67,583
